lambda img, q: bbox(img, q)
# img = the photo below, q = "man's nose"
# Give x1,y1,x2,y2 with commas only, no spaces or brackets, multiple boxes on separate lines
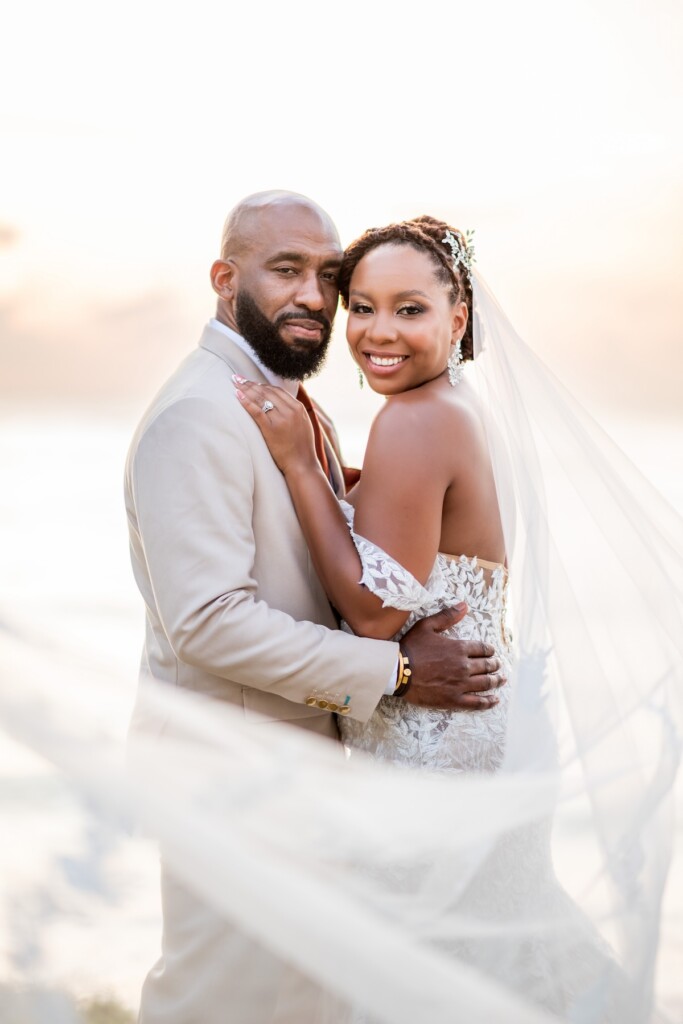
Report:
294,270,326,311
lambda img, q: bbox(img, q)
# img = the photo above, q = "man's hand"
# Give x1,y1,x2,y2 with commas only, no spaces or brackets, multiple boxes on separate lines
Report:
400,604,506,711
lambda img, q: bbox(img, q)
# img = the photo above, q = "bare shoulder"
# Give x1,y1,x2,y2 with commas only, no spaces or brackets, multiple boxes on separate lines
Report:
366,381,484,471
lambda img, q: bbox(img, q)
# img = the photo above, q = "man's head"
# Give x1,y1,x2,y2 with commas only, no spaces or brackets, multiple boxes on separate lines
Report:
210,191,342,379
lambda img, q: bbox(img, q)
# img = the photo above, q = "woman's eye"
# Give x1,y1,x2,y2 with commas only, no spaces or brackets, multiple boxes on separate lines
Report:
398,304,423,316
350,303,372,314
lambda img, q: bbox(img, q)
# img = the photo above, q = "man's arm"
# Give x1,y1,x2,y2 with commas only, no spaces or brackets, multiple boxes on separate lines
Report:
128,395,396,723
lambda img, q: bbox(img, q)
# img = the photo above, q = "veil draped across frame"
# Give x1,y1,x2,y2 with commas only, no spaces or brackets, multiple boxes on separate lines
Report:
1,271,682,1023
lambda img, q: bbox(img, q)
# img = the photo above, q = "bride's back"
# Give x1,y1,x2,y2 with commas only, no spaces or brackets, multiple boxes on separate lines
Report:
436,380,507,564
353,374,506,572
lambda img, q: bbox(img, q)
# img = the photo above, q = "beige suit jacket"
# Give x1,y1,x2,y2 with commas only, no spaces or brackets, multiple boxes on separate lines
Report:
125,322,397,739
127,324,398,1021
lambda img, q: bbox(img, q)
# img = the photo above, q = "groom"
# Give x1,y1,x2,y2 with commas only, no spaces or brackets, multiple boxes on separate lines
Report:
125,190,506,1022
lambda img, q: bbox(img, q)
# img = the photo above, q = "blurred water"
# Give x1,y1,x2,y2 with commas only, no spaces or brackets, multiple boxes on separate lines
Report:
1,408,682,1017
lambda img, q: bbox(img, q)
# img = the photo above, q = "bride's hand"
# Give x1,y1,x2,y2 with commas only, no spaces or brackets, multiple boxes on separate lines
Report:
233,376,318,475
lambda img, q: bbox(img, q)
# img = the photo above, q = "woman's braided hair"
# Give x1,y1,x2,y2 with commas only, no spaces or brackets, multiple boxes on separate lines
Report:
338,215,474,360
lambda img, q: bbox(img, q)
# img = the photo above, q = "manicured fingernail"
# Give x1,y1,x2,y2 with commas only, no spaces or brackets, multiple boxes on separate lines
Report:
234,388,245,400
232,374,247,384
455,602,467,613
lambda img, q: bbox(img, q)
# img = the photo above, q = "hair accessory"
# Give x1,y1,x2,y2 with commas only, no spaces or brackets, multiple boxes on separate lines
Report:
442,229,476,277
448,338,464,387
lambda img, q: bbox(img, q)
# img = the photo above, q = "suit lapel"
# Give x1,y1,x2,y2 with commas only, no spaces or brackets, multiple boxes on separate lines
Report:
322,435,345,497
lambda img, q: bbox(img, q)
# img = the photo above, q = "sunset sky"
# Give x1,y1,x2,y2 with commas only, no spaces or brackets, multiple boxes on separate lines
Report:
2,0,682,424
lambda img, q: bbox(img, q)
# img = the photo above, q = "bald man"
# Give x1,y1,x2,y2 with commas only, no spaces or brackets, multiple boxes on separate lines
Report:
124,191,505,1022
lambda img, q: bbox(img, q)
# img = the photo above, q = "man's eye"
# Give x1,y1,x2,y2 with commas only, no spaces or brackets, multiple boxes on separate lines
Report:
398,304,423,316
274,267,297,275
321,271,339,284
350,303,372,314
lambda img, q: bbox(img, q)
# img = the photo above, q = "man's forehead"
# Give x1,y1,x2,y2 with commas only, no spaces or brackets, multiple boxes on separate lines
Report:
243,202,341,258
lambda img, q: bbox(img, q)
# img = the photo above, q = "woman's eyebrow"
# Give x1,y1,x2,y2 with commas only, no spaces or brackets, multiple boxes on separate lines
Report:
349,289,430,300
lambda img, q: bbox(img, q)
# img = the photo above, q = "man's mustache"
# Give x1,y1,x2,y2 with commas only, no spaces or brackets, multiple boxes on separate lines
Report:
276,310,331,330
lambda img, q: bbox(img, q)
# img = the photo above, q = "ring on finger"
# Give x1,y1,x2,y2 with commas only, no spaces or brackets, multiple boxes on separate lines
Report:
262,400,275,414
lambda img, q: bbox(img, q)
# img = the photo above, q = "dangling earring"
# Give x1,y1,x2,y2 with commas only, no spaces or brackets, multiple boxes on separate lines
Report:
448,338,464,387
357,366,364,390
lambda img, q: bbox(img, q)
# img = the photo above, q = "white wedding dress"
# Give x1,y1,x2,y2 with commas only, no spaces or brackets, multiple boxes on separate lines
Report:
339,500,512,773
338,501,624,1022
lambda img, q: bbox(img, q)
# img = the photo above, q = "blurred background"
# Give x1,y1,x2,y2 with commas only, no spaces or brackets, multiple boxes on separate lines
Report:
1,0,681,1018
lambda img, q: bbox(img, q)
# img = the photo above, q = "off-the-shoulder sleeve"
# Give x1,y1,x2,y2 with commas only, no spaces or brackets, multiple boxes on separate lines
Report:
339,500,449,614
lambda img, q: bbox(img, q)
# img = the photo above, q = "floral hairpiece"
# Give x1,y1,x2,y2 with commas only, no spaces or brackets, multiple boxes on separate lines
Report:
441,229,475,277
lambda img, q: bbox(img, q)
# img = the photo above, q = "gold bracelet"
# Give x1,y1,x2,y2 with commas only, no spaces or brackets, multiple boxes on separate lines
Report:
393,648,412,698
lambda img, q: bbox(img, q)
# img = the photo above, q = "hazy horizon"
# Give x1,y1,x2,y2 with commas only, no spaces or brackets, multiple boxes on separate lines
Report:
2,0,681,422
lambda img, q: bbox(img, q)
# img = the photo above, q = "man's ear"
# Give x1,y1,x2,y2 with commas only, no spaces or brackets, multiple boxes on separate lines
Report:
210,259,237,300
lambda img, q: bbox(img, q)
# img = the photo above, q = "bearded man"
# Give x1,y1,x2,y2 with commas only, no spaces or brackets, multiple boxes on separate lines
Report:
125,190,505,1023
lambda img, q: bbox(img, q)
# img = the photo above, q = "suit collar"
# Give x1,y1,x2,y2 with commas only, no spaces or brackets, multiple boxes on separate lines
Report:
198,322,347,497
198,322,270,383
200,321,298,396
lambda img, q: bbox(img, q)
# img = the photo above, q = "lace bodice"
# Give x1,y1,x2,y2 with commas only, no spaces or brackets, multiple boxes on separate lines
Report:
338,501,513,773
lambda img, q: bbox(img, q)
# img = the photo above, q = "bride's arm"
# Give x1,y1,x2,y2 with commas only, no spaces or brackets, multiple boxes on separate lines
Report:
235,380,449,640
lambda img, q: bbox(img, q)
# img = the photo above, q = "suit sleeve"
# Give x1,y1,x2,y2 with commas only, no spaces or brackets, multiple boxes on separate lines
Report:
128,395,395,722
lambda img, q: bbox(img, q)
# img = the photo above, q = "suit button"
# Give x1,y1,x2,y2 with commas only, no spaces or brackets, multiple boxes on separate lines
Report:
305,697,316,706
317,699,329,709
327,703,339,712
338,706,350,715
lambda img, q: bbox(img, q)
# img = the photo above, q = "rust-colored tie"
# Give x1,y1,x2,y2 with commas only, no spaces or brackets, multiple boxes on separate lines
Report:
296,385,361,493
296,384,331,481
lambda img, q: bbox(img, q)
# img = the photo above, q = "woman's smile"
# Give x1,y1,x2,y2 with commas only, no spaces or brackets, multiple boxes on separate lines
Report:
347,245,466,394
364,352,409,373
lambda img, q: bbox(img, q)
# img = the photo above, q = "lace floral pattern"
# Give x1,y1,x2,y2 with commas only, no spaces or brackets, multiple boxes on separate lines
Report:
336,503,622,1021
338,501,512,773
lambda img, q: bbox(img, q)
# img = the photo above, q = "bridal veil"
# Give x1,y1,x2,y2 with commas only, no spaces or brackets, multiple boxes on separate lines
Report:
1,271,681,1023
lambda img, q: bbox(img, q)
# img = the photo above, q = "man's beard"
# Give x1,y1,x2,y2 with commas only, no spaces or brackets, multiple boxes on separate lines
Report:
234,290,332,380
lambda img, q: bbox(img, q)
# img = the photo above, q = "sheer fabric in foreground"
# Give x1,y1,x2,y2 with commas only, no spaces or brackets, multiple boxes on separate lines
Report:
338,503,622,1019
1,270,681,1023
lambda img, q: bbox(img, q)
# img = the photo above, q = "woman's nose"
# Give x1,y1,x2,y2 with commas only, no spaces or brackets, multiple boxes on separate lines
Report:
364,311,398,343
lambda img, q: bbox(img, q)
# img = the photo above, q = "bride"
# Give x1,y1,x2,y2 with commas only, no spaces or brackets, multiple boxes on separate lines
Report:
235,215,681,1021
235,216,511,774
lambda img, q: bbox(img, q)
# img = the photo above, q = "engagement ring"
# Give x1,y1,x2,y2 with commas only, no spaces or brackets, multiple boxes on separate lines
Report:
262,400,275,414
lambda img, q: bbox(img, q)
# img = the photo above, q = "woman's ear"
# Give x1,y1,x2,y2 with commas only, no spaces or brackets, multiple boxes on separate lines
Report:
451,299,468,342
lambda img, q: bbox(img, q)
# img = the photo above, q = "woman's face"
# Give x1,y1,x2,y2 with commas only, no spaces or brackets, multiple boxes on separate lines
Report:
346,244,467,396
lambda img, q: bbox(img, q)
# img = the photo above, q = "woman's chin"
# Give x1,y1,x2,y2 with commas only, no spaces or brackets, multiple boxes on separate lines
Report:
366,379,404,396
